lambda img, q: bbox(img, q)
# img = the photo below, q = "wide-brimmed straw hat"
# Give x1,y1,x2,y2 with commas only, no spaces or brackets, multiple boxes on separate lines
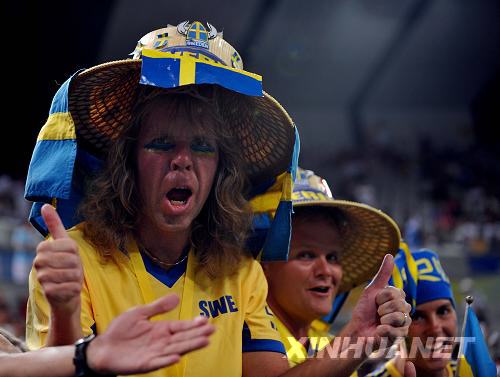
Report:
292,168,401,292
25,21,299,238
68,21,295,186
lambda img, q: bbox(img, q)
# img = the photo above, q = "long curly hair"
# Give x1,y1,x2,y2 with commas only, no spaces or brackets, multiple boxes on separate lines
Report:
79,85,253,276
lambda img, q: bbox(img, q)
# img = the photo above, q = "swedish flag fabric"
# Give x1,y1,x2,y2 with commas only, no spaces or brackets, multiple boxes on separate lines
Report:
24,73,102,236
248,126,300,262
459,306,496,377
140,49,262,96
389,242,419,313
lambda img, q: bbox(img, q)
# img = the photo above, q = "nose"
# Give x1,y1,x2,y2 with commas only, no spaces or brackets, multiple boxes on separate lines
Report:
426,313,443,337
314,256,333,277
170,145,193,171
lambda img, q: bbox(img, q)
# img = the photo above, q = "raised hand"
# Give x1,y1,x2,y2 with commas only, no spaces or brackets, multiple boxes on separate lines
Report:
34,204,83,313
33,204,84,345
87,294,215,375
341,254,412,348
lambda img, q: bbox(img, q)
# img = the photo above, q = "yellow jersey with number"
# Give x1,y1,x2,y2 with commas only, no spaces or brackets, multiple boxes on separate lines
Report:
26,225,285,377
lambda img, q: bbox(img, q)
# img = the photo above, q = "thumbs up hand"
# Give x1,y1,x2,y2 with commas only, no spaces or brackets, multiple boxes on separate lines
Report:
34,204,83,315
340,254,412,349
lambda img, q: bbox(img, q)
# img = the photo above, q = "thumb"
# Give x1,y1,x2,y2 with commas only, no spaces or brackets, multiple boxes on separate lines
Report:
41,204,69,240
136,294,180,319
404,361,416,377
366,254,394,290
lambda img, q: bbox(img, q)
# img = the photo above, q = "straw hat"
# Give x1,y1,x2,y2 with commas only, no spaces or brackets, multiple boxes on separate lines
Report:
293,168,401,292
67,21,296,186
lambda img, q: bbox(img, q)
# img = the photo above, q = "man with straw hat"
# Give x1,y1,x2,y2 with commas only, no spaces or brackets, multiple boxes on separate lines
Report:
25,20,301,377
255,168,414,375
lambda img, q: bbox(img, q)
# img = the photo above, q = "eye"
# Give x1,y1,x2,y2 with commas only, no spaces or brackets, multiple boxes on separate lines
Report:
326,253,340,264
295,251,315,261
144,137,175,151
411,311,425,322
437,305,452,316
191,137,216,153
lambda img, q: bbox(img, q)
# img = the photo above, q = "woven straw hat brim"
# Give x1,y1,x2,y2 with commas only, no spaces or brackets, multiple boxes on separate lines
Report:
68,59,295,186
293,199,401,292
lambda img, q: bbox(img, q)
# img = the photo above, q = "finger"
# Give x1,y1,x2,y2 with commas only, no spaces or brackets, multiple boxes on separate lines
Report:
165,334,211,356
37,268,82,284
37,238,79,255
41,204,69,240
376,324,409,342
169,323,215,343
375,286,404,306
34,247,81,269
404,361,416,377
377,299,409,317
366,254,394,290
167,316,209,333
147,355,181,372
380,312,407,327
135,294,180,318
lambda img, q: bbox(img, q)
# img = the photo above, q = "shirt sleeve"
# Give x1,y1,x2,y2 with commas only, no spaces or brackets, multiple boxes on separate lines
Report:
241,259,286,354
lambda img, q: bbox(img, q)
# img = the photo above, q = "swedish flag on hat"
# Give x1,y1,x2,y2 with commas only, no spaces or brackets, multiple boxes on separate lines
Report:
25,21,298,239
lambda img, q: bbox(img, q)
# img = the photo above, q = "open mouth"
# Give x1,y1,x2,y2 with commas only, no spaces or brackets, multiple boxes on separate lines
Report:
421,338,455,355
309,286,330,294
166,187,192,206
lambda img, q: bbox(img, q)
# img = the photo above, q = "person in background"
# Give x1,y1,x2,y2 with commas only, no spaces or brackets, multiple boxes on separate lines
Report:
259,168,414,376
261,168,407,366
366,249,458,377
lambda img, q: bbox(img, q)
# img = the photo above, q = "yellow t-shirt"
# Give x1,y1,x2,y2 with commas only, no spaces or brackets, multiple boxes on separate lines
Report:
274,315,333,367
27,226,285,377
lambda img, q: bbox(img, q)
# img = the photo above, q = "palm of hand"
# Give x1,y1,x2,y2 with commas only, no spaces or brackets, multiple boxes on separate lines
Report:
104,315,177,372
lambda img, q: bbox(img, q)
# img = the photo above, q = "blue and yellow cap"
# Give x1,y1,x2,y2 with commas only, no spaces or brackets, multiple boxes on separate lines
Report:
413,249,455,307
24,21,299,238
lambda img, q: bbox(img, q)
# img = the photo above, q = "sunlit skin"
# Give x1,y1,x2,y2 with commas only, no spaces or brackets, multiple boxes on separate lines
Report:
263,216,343,340
135,99,219,265
408,299,457,377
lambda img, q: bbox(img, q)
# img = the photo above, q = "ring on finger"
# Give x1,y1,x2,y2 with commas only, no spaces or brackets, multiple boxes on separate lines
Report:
401,312,409,327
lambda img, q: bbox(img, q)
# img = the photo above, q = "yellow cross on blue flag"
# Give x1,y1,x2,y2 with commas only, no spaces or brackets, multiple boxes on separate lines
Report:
459,306,496,377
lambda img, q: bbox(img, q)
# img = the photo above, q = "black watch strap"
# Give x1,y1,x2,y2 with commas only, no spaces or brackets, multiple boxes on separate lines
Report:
73,334,115,377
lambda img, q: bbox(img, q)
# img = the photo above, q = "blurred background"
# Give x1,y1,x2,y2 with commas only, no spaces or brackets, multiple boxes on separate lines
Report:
2,0,499,357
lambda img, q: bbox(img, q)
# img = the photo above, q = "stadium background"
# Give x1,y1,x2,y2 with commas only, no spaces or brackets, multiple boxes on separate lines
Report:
1,0,499,360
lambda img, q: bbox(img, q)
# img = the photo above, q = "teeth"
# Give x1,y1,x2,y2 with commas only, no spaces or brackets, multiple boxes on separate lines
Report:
170,200,187,205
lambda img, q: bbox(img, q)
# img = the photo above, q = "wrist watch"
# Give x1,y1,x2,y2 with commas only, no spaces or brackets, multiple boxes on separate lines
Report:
73,334,115,377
